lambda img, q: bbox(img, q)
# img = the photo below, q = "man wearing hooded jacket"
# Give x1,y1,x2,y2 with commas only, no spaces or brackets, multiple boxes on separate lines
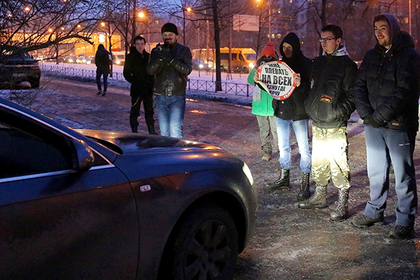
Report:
352,14,420,239
124,36,156,134
266,33,312,202
299,25,357,222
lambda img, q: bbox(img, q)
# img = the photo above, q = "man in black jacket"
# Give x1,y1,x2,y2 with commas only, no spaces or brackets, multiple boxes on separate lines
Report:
299,25,357,222
267,32,312,202
123,36,156,134
147,23,192,139
94,44,111,96
352,14,420,239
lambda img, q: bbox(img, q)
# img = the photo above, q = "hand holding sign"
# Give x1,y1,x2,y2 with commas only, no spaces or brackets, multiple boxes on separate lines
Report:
256,61,297,100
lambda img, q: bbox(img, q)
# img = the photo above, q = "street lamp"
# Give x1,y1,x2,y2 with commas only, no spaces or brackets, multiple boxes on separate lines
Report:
183,6,193,45
256,0,272,42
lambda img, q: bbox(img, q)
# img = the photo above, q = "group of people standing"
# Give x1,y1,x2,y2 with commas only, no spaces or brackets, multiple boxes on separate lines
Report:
248,14,420,239
94,22,192,138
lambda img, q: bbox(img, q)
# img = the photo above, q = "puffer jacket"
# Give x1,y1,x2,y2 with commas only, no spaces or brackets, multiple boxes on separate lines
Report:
354,15,420,132
147,42,192,96
123,46,153,96
304,45,357,129
274,32,312,121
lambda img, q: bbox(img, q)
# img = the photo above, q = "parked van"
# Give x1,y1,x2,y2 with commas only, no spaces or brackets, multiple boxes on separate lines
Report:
191,48,257,73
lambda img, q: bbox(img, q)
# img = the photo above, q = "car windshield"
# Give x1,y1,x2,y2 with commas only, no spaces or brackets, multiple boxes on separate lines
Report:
245,54,257,61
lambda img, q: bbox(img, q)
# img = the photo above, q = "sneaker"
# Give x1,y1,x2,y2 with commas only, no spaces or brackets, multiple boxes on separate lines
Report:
351,214,384,228
97,90,102,95
389,226,415,239
261,154,271,161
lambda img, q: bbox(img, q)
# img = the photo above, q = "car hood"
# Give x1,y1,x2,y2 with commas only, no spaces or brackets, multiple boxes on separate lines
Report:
75,129,221,154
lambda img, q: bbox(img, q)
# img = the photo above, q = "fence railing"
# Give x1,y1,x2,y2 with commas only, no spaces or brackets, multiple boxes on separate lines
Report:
40,64,254,97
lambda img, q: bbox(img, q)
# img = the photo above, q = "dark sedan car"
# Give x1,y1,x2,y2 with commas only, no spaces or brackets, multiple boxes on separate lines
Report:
0,97,257,280
0,47,41,88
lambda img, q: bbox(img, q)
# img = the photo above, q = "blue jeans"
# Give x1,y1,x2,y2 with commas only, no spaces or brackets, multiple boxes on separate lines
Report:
154,94,186,138
363,126,417,227
275,117,311,173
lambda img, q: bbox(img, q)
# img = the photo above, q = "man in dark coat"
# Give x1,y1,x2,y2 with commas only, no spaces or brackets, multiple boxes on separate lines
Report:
266,32,312,202
94,44,111,96
147,23,192,139
352,14,420,239
299,25,357,222
123,36,156,134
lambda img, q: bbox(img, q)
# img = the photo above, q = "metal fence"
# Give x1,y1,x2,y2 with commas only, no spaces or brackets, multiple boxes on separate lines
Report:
40,64,254,97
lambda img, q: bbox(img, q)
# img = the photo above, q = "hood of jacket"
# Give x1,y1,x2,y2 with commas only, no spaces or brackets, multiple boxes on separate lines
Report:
279,32,303,62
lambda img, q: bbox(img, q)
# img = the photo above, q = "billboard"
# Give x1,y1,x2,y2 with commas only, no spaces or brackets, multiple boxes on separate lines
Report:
233,14,259,32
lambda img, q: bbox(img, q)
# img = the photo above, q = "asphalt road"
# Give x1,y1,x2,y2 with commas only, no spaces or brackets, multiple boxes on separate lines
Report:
10,77,420,279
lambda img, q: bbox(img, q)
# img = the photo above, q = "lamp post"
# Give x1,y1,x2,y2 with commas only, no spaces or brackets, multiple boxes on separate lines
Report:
256,0,271,42
183,6,192,45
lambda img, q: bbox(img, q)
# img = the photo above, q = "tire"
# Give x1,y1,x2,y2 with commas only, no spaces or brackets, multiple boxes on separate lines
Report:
30,79,40,88
171,204,239,280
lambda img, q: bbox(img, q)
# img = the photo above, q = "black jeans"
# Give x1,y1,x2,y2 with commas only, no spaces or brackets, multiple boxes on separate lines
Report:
130,94,154,130
96,68,109,92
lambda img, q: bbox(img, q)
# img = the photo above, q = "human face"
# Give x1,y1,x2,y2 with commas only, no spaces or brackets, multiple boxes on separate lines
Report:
134,39,145,53
374,20,391,49
319,31,341,55
162,32,178,45
282,42,293,58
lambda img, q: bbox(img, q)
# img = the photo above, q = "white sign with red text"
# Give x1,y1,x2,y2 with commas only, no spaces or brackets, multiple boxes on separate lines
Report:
257,61,296,100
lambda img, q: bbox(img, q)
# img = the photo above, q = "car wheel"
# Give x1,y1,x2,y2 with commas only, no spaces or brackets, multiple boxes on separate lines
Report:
171,204,239,280
242,67,249,73
30,79,40,88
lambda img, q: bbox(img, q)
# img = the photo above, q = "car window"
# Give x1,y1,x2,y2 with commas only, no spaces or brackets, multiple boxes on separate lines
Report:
0,122,72,179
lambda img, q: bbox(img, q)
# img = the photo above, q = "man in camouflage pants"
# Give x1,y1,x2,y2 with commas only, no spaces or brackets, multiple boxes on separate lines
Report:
299,25,357,221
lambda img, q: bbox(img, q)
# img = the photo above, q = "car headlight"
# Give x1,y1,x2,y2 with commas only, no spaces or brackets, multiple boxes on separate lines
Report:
249,63,254,68
242,162,254,186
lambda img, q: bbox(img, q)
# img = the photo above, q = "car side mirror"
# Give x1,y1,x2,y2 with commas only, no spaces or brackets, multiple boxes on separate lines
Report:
71,139,94,171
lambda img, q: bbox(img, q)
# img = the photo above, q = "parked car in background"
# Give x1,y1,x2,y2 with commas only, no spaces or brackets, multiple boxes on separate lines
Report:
64,55,77,63
112,53,125,65
192,58,209,71
0,47,41,88
0,97,257,280
76,54,91,64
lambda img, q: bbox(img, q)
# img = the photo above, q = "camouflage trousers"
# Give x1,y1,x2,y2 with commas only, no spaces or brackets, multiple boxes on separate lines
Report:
311,125,350,190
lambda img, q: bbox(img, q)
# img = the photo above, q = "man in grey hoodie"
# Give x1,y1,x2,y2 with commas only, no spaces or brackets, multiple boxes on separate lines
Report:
299,25,357,222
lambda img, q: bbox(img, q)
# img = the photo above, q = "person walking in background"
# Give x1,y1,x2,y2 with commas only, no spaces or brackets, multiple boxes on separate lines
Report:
299,25,357,221
94,44,112,96
266,33,312,201
147,23,192,138
123,36,156,134
247,42,278,162
352,14,420,239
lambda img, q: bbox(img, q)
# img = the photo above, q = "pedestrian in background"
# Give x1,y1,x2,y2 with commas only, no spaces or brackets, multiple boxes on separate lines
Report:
247,42,278,162
147,23,192,138
94,44,112,96
299,25,357,222
266,33,312,201
352,14,420,239
123,35,156,134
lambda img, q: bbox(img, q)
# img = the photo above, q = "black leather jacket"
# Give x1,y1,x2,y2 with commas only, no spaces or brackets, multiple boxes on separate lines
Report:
147,42,192,96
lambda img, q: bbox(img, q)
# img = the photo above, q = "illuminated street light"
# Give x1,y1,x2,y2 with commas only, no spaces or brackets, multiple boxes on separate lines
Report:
256,0,272,42
138,11,145,18
183,6,193,45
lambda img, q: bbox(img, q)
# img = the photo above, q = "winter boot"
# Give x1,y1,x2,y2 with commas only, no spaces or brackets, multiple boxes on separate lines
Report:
267,169,290,191
131,126,138,133
297,172,311,201
148,124,158,135
298,184,328,209
330,188,349,221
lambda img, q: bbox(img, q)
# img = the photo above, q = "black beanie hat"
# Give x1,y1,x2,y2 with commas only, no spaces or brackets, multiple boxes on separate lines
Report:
161,23,178,35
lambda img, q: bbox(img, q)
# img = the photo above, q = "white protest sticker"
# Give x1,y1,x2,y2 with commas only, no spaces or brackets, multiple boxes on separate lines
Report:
257,61,296,100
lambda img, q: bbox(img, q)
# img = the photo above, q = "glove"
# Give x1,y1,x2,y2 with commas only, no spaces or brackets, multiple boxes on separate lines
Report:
157,51,173,63
365,114,382,128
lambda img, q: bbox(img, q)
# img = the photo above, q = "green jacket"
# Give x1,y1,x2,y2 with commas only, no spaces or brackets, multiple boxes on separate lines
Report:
247,68,275,116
